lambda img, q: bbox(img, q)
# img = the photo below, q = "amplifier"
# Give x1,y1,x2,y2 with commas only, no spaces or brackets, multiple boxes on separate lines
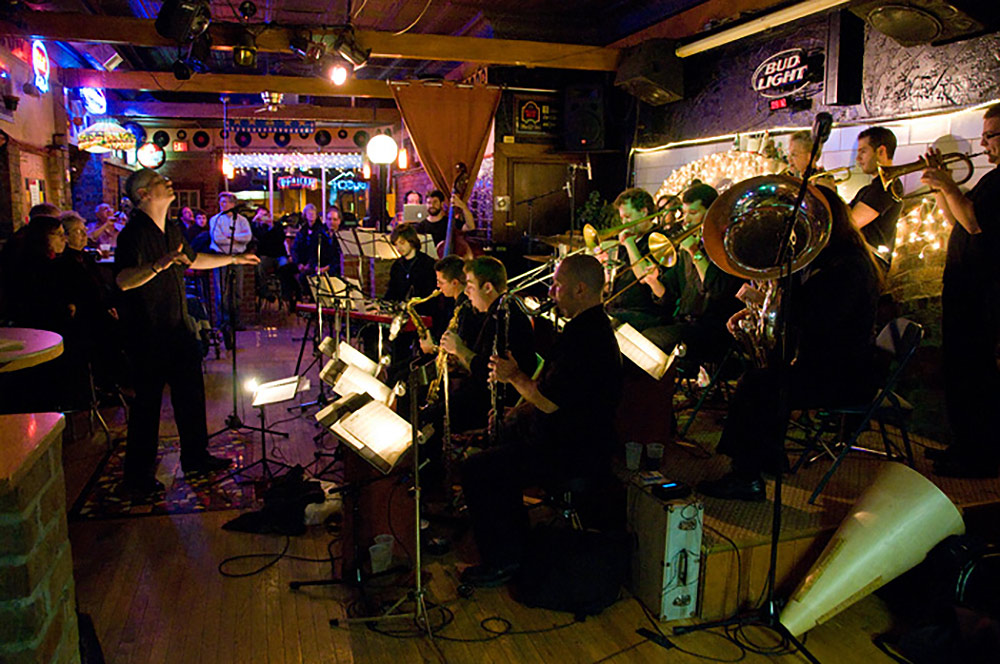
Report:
626,482,704,621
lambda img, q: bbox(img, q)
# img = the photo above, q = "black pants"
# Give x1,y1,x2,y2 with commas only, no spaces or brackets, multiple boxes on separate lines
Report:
124,326,210,481
942,278,1000,464
717,365,874,477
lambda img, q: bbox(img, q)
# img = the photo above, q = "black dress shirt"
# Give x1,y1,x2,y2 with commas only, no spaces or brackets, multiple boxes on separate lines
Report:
114,210,197,337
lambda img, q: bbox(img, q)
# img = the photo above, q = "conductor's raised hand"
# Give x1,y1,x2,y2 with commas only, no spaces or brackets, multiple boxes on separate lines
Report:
154,244,192,272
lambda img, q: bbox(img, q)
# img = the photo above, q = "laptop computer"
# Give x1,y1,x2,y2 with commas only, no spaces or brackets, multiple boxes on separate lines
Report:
403,204,428,223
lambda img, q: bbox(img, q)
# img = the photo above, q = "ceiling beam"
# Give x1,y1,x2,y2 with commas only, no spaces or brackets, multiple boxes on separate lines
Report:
60,69,394,98
608,0,789,48
2,12,620,71
106,101,400,124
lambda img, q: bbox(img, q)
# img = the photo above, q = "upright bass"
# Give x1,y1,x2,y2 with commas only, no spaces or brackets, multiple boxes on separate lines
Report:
437,162,473,259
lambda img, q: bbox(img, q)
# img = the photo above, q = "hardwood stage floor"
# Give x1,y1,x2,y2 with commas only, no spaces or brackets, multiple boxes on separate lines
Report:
66,311,900,663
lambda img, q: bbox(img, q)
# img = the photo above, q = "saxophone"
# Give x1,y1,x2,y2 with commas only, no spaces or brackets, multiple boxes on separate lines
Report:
426,299,467,405
391,289,439,341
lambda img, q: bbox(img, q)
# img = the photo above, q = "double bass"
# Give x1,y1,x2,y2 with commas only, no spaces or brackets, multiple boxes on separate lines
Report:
437,162,474,259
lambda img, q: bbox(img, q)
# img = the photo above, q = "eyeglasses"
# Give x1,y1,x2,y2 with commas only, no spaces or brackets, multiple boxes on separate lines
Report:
983,131,1000,142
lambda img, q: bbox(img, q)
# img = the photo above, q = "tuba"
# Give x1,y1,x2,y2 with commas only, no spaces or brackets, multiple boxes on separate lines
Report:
702,175,832,366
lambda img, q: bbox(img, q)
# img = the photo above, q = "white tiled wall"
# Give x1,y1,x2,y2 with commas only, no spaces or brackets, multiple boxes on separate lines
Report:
635,106,993,202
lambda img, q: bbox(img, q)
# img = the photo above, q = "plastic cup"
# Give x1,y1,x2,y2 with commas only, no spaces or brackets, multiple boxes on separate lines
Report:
645,443,665,470
625,441,642,471
369,543,392,573
374,533,395,551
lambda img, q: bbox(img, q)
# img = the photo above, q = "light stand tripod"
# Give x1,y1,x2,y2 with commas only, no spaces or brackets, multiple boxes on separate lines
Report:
209,212,286,441
671,115,834,664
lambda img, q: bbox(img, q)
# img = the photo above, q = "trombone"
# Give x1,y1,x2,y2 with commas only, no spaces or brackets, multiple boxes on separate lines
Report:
582,204,681,251
808,166,854,184
603,222,704,305
878,151,984,202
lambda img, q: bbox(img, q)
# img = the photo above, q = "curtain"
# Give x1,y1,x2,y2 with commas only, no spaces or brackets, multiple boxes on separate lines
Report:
390,81,501,199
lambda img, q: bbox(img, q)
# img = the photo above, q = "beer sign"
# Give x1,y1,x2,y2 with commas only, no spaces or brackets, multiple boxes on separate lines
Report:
752,48,818,99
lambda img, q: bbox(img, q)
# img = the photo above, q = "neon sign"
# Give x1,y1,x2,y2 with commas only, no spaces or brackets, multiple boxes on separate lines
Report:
277,175,320,190
332,178,368,192
31,40,50,94
80,87,107,115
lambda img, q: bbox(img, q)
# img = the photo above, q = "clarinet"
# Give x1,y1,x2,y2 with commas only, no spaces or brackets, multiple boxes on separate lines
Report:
488,295,510,445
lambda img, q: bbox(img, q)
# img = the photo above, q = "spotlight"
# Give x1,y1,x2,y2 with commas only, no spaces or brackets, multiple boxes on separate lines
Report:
172,59,193,81
329,63,348,85
155,0,212,43
233,30,257,68
334,28,370,70
189,32,213,72
290,33,324,62
238,0,257,20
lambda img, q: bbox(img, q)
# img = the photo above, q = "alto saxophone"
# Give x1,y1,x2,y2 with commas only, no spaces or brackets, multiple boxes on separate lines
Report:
426,299,467,405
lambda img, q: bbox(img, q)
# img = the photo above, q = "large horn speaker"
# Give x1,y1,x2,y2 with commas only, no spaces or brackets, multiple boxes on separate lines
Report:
780,463,965,637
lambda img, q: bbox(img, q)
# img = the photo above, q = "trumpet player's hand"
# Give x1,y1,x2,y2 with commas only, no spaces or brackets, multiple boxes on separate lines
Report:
418,334,436,355
489,351,521,384
735,283,765,308
727,309,751,337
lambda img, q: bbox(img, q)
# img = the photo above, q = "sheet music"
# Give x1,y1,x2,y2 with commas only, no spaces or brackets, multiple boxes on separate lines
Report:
252,376,304,406
337,340,379,375
332,401,411,472
615,323,669,380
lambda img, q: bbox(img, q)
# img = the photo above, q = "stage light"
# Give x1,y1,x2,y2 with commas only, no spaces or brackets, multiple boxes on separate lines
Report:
155,0,212,43
329,63,348,86
290,33,324,62
238,0,257,20
366,134,397,165
233,30,257,68
334,28,370,70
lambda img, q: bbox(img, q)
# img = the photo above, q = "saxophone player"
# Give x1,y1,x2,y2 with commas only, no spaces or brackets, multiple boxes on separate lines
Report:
419,255,479,355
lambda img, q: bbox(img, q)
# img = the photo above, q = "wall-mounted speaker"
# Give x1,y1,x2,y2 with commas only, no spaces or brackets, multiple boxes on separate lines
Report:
851,0,999,46
274,132,291,147
824,10,864,106
315,129,332,146
192,130,210,148
234,131,252,148
152,130,170,147
614,39,683,106
563,84,605,151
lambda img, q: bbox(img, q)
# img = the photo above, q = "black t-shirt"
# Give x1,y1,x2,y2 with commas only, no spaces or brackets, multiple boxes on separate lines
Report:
850,179,902,262
384,252,437,304
606,231,667,330
467,296,536,389
114,210,197,337
414,212,463,247
536,305,623,460
945,167,1000,287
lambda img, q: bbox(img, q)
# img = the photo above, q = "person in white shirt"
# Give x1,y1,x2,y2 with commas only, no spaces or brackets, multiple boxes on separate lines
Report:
208,192,253,337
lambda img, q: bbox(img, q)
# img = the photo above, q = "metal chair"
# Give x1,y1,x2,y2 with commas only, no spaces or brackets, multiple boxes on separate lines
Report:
797,317,923,504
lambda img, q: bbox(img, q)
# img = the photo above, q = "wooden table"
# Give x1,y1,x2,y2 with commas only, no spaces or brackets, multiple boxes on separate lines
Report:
0,328,64,374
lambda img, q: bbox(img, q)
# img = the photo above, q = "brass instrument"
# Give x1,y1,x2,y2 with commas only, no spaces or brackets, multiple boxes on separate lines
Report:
878,151,984,202
389,289,440,341
426,300,467,404
808,166,854,184
702,175,832,366
582,205,678,251
601,223,705,306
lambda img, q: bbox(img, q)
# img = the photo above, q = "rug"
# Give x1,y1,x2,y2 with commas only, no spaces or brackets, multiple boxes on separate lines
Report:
69,437,261,520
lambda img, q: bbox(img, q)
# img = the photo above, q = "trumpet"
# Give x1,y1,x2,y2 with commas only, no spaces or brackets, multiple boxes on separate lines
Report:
878,151,984,202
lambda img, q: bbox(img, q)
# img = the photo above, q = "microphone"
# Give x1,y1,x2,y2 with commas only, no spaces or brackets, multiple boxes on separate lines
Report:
585,153,593,181
812,112,833,145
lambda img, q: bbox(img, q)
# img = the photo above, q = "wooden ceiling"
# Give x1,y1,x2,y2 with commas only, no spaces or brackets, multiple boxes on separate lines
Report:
2,0,791,123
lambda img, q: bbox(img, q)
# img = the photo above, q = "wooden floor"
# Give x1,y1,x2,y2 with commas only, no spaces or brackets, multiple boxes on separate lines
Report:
64,308,907,663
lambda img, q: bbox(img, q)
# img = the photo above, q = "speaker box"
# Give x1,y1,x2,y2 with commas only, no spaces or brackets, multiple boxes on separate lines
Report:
851,0,999,47
614,39,683,106
563,84,605,151
824,10,864,106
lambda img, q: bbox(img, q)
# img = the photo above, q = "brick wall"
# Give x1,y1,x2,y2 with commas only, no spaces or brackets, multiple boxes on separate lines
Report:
0,413,80,664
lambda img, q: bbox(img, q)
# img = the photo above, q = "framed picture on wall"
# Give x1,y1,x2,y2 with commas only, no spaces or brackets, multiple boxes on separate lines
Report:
25,178,45,206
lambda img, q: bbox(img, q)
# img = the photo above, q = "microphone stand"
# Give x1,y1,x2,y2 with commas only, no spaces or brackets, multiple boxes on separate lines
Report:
290,221,333,414
210,210,285,440
515,187,566,254
672,120,831,664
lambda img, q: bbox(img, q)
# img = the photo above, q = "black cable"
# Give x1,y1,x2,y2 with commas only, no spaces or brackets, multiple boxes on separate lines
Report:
590,640,646,663
638,600,746,663
217,534,342,578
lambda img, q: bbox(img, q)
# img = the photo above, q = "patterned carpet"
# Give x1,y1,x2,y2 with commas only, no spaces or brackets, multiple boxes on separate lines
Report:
68,437,261,520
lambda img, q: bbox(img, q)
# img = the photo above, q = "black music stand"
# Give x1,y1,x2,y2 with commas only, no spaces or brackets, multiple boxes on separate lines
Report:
214,376,304,487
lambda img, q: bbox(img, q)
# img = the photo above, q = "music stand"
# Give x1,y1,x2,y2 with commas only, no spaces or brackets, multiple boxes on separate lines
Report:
214,376,307,487
614,322,684,381
292,276,353,413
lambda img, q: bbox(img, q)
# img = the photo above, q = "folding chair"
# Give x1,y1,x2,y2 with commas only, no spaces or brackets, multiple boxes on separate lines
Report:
799,317,923,504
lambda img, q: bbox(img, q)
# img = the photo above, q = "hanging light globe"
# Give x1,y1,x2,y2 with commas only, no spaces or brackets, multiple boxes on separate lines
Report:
366,133,398,165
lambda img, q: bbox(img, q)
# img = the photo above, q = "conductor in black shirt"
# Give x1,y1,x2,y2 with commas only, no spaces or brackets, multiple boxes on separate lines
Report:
114,168,259,496
850,126,902,272
920,103,1000,478
460,254,623,587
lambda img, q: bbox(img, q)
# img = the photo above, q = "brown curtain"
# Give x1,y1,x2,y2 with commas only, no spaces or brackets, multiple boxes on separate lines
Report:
390,82,501,199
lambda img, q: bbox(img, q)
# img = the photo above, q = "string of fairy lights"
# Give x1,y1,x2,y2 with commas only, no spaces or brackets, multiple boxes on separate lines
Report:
655,148,949,266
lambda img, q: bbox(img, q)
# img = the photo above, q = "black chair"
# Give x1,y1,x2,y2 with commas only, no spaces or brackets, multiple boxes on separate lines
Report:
676,344,744,439
795,317,923,504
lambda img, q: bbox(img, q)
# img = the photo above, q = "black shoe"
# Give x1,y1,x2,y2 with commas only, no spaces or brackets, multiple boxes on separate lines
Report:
123,476,165,497
932,456,998,479
459,562,520,588
697,472,766,502
182,453,233,475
